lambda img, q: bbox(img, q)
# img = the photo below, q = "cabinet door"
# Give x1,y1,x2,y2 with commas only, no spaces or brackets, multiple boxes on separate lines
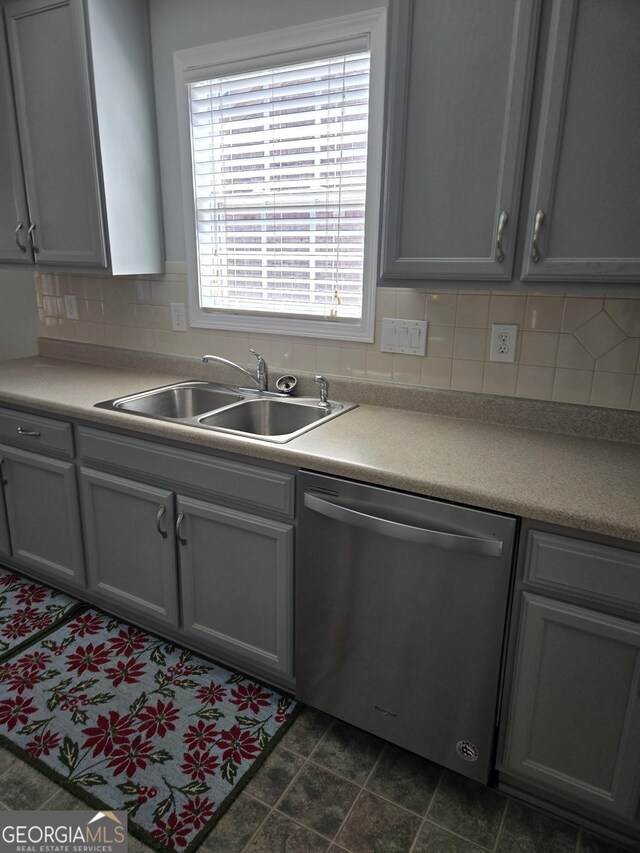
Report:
79,468,178,627
0,14,32,263
0,474,11,556
502,593,640,819
0,444,84,585
4,0,107,267
177,496,293,679
380,0,540,281
521,0,640,281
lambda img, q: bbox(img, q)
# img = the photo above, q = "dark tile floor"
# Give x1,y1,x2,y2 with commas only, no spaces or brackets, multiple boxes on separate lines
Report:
0,706,635,853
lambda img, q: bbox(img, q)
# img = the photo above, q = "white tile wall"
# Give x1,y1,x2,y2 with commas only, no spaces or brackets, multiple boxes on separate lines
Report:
35,267,640,411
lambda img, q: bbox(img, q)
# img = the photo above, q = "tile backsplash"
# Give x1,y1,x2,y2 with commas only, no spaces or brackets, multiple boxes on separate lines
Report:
35,264,640,411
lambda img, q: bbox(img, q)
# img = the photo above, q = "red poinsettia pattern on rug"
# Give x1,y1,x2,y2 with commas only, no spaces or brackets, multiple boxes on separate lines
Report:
0,608,295,852
0,567,81,658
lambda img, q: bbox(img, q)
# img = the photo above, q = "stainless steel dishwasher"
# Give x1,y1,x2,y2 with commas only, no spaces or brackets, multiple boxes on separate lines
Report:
296,472,517,784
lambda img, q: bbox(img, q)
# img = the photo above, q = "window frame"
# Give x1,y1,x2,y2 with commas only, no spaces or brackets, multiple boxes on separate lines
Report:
174,9,387,342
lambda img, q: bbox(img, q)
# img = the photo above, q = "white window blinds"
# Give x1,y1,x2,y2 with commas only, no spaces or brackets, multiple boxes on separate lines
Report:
188,50,371,320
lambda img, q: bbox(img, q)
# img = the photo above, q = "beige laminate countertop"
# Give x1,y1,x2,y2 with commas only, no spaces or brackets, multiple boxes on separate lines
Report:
0,356,638,543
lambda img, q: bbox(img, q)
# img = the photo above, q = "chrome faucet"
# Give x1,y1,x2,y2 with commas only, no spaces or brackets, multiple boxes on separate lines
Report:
315,374,330,408
202,349,269,392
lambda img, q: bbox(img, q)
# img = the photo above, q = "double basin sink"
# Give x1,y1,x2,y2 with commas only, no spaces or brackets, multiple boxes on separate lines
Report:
96,381,357,443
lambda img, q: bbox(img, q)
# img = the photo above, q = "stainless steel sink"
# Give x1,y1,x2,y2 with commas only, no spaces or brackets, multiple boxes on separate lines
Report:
95,381,357,442
200,398,332,437
107,383,243,418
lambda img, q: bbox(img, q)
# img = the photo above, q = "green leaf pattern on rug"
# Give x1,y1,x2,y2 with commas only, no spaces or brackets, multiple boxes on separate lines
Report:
59,735,80,772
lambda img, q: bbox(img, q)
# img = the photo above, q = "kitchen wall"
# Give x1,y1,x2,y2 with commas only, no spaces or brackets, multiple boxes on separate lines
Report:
35,267,640,411
149,0,385,262
29,0,640,412
0,268,40,360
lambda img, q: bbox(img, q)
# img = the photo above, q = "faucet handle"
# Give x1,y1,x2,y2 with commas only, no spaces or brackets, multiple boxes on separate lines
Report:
315,374,330,407
250,349,267,371
250,349,268,391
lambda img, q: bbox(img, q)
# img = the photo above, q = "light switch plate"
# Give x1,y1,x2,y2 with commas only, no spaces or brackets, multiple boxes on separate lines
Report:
381,318,428,355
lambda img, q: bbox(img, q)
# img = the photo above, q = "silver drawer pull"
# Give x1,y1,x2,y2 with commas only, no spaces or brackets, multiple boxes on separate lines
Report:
156,504,168,539
495,210,508,263
531,209,545,263
176,512,187,545
17,427,41,437
14,222,26,253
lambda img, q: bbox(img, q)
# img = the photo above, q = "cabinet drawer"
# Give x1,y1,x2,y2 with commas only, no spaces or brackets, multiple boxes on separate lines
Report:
77,426,295,517
525,530,640,609
0,407,74,457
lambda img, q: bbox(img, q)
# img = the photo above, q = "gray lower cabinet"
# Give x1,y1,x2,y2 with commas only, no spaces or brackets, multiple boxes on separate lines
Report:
502,593,640,819
521,0,640,281
177,495,293,680
0,474,11,556
79,467,178,627
500,524,640,837
75,427,296,683
0,444,84,585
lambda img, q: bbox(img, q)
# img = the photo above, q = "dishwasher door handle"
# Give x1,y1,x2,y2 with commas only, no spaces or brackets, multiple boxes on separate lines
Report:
303,492,503,557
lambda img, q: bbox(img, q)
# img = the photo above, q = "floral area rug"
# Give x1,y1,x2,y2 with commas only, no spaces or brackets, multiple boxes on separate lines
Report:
0,566,85,661
0,605,297,852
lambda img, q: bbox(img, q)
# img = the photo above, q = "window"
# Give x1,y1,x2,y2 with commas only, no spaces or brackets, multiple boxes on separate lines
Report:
175,11,386,341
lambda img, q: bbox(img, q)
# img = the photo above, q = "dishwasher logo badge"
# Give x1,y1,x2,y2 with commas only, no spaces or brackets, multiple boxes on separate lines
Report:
374,704,397,718
456,740,480,762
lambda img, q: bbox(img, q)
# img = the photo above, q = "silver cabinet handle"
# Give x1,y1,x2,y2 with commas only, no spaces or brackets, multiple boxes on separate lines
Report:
14,222,26,253
28,222,39,253
17,427,41,437
495,210,508,263
304,492,503,557
531,209,545,263
156,504,168,539
176,512,187,545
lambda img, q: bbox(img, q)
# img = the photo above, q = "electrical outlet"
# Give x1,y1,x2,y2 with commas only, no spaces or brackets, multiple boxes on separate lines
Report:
170,303,187,332
63,294,78,320
490,324,518,362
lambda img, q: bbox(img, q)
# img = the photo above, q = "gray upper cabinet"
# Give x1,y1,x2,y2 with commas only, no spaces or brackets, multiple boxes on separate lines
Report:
521,0,640,281
380,0,541,282
380,0,640,288
4,0,106,267
0,13,31,263
1,0,163,273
